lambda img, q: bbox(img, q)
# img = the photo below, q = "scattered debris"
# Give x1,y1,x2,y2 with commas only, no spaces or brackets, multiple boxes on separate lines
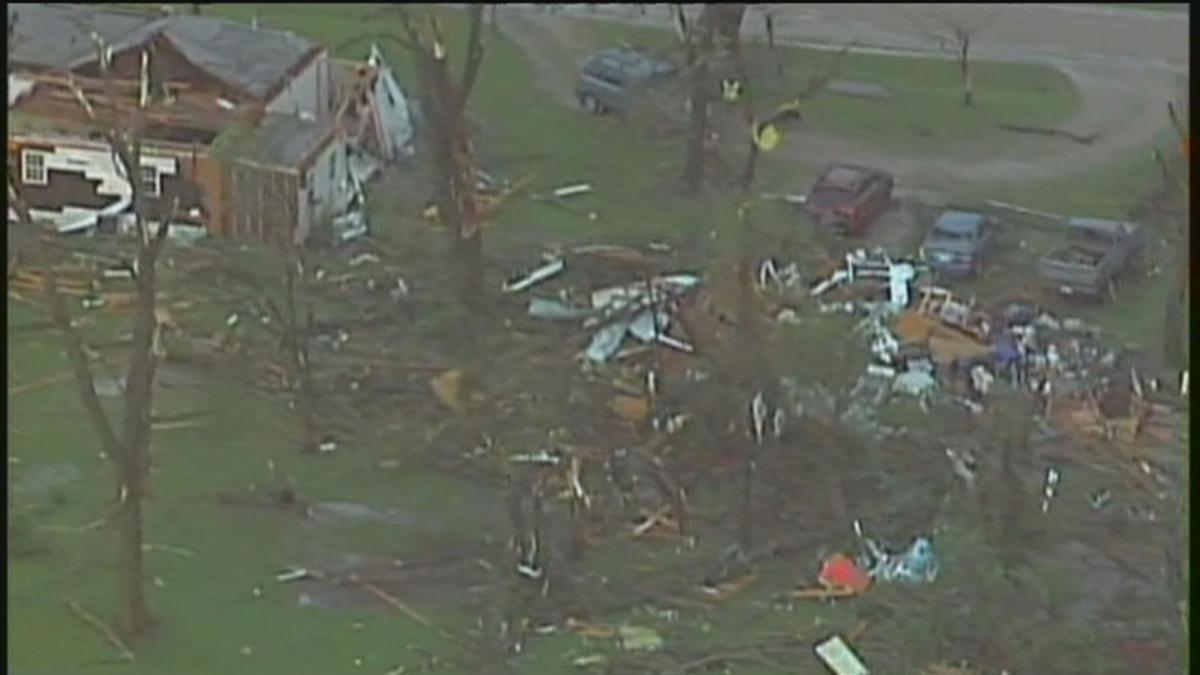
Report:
552,182,593,199
93,376,126,398
528,298,595,321
610,395,651,424
584,320,632,363
861,536,939,584
814,634,869,675
893,370,936,397
616,624,663,652
817,553,872,594
430,369,466,413
349,253,380,267
572,653,608,667
503,258,566,294
276,567,315,583
65,598,134,662
1041,467,1061,514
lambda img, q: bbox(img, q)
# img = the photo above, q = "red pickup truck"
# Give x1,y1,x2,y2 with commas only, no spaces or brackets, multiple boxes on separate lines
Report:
803,164,895,236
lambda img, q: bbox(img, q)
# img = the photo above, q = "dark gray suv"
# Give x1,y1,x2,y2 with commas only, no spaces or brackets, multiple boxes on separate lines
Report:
919,210,999,278
575,47,677,115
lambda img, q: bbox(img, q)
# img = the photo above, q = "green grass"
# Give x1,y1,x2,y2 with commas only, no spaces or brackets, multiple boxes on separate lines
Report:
579,17,1081,157
9,5,1184,675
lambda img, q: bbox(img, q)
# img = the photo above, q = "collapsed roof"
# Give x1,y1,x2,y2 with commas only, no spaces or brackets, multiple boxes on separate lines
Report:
7,3,320,100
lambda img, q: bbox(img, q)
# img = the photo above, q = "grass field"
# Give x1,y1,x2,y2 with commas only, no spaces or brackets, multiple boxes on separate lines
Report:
583,16,1081,156
9,5,1185,675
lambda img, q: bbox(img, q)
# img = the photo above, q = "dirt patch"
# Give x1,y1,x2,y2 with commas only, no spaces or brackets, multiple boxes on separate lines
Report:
307,501,435,529
293,550,497,611
13,463,80,500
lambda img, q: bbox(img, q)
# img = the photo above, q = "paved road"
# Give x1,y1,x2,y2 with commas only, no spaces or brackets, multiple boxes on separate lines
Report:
499,3,1188,190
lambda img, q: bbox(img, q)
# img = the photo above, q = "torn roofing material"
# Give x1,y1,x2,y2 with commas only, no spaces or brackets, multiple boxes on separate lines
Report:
8,4,319,100
245,114,338,169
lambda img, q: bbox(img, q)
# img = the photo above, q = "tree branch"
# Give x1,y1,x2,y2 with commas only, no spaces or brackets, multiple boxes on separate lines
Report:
45,263,125,461
458,4,485,108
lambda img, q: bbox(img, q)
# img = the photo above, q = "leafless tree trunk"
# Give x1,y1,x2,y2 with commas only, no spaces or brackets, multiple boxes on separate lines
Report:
1160,101,1189,371
954,27,973,107
397,7,489,306
281,247,321,452
42,38,175,639
679,5,716,194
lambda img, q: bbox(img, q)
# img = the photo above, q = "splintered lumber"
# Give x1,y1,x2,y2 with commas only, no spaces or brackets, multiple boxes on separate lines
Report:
64,598,134,662
350,576,460,643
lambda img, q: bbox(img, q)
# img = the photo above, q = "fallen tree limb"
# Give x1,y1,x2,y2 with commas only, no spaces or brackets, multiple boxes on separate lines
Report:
141,542,195,557
351,576,433,629
996,122,1098,145
64,598,134,662
9,371,76,396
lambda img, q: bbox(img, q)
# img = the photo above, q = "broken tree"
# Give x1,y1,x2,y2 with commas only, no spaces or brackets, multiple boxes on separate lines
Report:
395,6,494,305
676,3,718,194
41,31,182,641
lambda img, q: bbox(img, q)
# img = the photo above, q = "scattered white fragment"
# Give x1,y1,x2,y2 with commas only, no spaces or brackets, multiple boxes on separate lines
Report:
616,625,663,652
814,635,869,675
276,568,312,583
503,258,565,293
552,183,592,198
349,253,380,267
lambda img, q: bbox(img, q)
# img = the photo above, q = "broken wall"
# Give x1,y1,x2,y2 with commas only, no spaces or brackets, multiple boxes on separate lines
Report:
267,51,330,119
7,135,206,232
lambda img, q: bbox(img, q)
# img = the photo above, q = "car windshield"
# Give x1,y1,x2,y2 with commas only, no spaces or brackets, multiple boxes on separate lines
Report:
933,227,973,241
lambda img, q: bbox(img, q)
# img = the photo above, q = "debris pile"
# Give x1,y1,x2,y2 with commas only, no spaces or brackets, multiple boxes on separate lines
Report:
504,250,701,363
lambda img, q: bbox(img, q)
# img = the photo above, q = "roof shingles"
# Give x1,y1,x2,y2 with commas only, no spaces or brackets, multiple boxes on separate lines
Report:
7,4,318,100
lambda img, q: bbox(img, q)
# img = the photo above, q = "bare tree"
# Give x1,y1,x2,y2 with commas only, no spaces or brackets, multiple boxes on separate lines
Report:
911,6,1001,107
40,35,179,640
1158,99,1189,372
393,6,491,304
677,4,717,194
731,40,847,193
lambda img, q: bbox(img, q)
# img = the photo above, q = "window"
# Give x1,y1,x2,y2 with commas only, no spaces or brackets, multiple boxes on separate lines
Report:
21,150,47,185
140,165,161,197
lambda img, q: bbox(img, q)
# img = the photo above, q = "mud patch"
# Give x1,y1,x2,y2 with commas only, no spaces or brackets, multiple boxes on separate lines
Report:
292,551,497,611
14,463,81,500
308,501,438,529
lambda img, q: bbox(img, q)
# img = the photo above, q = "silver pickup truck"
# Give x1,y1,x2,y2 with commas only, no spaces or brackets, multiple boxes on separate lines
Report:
1037,217,1145,299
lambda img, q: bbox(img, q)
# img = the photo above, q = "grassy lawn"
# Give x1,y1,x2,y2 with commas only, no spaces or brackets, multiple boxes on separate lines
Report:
9,5,1183,675
581,17,1081,157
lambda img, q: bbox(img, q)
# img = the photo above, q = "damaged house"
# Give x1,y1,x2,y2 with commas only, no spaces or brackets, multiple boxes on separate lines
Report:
7,3,414,244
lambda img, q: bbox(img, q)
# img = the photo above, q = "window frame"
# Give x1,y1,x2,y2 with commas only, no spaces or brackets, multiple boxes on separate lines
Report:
139,164,162,197
21,149,48,186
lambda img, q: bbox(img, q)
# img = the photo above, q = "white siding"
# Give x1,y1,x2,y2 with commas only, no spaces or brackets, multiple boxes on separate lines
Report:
301,139,357,235
19,142,177,197
266,51,328,118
